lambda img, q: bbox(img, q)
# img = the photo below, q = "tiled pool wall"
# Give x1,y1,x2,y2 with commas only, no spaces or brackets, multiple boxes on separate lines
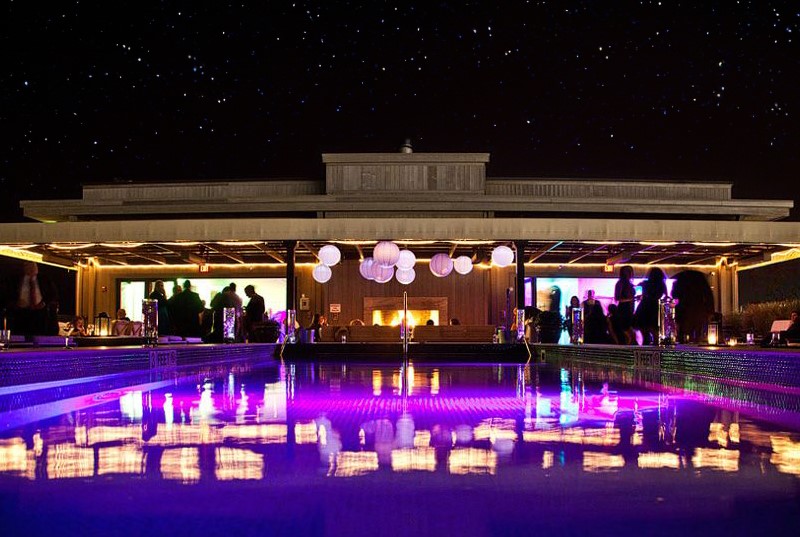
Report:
0,344,278,388
536,343,800,389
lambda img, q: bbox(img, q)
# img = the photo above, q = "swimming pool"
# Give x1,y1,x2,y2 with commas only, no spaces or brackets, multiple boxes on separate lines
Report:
1,356,799,536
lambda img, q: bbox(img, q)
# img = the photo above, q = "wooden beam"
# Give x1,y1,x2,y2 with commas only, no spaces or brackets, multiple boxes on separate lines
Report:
606,244,658,266
528,241,563,263
300,241,319,261
254,244,285,263
567,244,608,264
207,244,245,264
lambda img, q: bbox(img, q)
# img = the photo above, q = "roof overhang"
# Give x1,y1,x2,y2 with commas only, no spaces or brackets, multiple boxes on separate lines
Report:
1,218,799,269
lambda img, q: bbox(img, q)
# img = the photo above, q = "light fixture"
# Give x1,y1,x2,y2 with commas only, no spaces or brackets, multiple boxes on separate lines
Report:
396,249,416,270
396,267,416,285
312,264,332,284
453,255,473,275
491,245,514,267
94,314,111,337
430,253,453,277
372,264,394,283
318,244,341,266
373,241,400,267
359,257,376,280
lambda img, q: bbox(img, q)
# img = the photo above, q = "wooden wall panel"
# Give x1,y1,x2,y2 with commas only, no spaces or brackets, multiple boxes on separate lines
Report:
299,260,496,327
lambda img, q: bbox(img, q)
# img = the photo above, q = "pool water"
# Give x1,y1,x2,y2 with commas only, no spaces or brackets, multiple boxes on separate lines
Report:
1,358,799,536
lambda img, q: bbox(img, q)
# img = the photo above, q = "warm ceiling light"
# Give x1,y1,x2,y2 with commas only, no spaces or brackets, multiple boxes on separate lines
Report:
49,243,97,250
99,242,145,248
215,241,264,246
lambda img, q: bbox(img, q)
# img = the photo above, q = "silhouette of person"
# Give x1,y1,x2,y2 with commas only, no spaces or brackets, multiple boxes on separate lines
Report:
5,261,59,337
634,267,667,345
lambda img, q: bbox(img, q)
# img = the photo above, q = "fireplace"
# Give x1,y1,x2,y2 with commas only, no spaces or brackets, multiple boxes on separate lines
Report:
364,297,448,327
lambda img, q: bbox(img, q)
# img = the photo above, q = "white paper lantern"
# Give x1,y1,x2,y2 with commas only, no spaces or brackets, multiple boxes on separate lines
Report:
312,263,332,284
318,244,341,266
491,245,515,267
429,253,454,277
395,267,416,285
359,257,375,280
453,255,473,275
372,264,394,283
396,249,416,270
373,241,400,267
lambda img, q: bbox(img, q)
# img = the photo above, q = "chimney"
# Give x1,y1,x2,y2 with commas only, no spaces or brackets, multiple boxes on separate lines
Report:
399,139,413,153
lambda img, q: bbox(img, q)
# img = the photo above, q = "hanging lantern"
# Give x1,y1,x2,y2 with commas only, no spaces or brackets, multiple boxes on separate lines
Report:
359,257,376,280
318,244,341,266
396,249,416,270
395,267,416,285
491,245,514,267
373,241,400,267
453,255,473,275
429,253,454,277
372,264,394,283
312,263,332,284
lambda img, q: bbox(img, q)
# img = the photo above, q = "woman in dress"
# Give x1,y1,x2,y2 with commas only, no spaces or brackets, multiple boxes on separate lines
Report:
634,267,667,345
149,280,171,336
614,265,637,344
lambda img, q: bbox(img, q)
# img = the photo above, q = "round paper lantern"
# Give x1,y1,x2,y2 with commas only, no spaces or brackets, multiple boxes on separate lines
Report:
373,241,400,267
359,257,375,280
491,245,515,267
453,255,473,275
372,264,394,283
395,267,416,285
318,244,341,266
429,253,454,277
312,263,332,284
396,249,416,270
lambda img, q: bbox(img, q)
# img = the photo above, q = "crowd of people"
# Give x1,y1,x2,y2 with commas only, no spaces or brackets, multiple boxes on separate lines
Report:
148,279,268,342
564,266,716,345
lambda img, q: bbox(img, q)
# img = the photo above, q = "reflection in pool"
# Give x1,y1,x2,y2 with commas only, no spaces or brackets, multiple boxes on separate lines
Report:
2,360,799,483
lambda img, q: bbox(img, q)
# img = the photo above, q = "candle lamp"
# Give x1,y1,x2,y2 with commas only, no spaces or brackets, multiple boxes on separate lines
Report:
707,323,719,345
94,315,111,337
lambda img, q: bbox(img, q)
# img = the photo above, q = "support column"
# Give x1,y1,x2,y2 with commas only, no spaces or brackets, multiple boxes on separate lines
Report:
514,240,527,312
718,258,736,316
284,240,297,330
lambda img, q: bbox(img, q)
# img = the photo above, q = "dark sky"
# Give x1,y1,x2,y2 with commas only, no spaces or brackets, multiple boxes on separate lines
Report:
3,1,799,221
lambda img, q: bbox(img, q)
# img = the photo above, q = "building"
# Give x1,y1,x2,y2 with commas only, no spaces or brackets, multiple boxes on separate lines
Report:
1,150,798,330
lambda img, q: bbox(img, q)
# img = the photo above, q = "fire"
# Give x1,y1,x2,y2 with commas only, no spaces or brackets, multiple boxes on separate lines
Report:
371,310,440,326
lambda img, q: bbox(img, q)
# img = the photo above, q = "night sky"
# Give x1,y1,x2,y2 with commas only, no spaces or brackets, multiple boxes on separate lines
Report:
3,1,798,222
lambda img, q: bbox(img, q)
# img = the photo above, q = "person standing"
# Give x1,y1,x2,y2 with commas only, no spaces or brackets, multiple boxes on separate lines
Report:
243,284,265,340
171,280,204,337
614,265,637,345
6,261,59,337
149,280,171,335
582,290,609,344
634,267,668,345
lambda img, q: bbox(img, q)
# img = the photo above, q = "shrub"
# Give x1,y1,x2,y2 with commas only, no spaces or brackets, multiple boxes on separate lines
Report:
732,298,800,337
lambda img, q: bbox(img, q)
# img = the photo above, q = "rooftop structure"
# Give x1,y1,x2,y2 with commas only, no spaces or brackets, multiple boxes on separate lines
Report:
1,151,799,323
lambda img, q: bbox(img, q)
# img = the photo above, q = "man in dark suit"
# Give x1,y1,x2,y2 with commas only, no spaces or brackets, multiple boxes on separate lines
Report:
5,261,59,337
170,280,204,337
243,284,266,340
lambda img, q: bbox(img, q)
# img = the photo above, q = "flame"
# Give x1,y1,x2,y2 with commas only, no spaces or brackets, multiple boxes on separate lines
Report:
372,310,439,326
